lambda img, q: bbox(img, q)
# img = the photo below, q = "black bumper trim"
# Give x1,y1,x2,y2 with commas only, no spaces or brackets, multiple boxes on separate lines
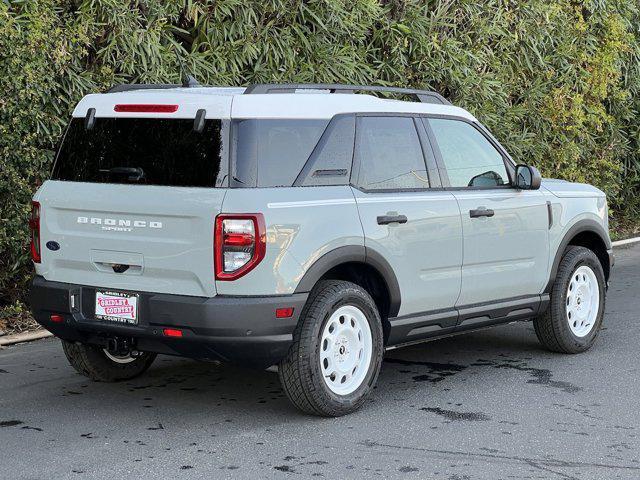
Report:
30,276,307,368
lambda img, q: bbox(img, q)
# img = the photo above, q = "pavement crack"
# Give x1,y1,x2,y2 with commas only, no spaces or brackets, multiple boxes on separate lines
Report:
525,460,582,480
359,440,640,472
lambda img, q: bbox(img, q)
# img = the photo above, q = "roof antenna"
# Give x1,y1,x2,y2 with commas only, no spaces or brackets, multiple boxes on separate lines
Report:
175,49,199,88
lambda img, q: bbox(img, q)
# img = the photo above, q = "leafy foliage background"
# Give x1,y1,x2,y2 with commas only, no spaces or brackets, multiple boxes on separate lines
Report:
1,0,639,322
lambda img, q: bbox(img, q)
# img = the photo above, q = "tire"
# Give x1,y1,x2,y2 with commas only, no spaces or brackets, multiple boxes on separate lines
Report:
278,280,384,417
534,246,606,354
62,340,156,382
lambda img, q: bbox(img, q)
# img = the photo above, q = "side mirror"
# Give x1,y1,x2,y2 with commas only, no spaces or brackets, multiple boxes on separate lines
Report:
514,164,541,190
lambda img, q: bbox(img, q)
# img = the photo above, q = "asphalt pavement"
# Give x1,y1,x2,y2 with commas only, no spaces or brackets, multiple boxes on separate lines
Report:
1,244,639,480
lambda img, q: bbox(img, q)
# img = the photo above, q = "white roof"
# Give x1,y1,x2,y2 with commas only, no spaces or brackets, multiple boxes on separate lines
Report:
72,86,476,121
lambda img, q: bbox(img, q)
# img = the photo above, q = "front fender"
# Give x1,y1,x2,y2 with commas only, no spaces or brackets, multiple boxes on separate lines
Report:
544,217,611,293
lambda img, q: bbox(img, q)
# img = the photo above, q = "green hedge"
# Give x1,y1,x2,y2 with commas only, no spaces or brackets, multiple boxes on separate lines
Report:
1,0,639,316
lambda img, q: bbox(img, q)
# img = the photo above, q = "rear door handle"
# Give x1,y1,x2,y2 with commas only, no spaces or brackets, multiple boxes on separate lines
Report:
377,214,408,225
469,207,495,218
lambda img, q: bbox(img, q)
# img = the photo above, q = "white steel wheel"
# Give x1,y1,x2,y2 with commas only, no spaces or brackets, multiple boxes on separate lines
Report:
102,349,137,364
566,265,600,338
319,305,373,396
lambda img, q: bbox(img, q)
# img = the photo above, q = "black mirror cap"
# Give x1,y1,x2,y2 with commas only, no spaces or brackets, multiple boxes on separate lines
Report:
515,164,542,190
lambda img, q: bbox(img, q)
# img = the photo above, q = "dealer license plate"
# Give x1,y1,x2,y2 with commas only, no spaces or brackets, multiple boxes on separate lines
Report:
95,290,139,324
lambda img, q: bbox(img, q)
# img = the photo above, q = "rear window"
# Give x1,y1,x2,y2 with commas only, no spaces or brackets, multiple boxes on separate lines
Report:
52,118,227,187
232,119,329,187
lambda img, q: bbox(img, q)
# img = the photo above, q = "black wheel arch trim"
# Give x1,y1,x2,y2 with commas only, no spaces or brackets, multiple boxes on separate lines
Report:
293,245,402,317
544,218,611,293
365,247,402,317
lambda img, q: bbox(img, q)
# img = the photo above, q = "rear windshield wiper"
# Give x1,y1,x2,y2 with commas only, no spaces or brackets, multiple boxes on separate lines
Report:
99,167,145,182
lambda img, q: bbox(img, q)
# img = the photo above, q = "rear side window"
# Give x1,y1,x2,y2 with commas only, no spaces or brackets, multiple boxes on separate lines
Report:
232,119,329,187
355,117,429,191
295,115,355,187
427,118,509,188
52,118,227,187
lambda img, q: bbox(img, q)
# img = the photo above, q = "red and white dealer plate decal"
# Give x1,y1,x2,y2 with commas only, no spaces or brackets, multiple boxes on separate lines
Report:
95,290,139,324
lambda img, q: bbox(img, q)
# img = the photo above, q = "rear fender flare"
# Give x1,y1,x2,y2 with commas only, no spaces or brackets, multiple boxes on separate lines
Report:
294,245,401,317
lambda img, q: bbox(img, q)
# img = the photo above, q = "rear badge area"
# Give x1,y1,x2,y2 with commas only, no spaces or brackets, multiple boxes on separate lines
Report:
46,241,60,251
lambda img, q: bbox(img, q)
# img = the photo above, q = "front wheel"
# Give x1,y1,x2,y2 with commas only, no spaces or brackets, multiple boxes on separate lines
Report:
278,280,384,416
62,340,156,382
534,246,606,353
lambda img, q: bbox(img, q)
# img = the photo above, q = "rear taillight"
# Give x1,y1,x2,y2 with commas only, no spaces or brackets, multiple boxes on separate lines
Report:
29,201,41,263
215,214,266,281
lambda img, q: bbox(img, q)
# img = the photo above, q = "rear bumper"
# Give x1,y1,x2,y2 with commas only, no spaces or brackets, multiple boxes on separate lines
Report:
30,276,307,369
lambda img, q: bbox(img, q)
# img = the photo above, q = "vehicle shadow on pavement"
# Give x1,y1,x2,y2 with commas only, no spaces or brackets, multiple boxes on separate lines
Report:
34,321,550,422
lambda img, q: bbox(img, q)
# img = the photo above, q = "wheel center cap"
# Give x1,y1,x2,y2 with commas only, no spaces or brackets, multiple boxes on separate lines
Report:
335,337,349,362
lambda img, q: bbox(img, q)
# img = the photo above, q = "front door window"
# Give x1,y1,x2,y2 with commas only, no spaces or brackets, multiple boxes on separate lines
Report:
427,118,509,188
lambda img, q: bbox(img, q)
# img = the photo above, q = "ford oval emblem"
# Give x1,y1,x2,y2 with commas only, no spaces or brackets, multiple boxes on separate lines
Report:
46,241,60,251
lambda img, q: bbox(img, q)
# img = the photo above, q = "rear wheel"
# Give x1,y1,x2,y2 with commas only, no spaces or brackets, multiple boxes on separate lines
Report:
279,280,384,416
62,340,156,382
534,246,606,353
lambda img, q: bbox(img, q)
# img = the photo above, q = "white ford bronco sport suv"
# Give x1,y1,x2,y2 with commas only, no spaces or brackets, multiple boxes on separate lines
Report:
30,83,613,416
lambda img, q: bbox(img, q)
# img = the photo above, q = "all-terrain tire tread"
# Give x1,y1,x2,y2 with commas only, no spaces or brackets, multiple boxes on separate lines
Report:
278,280,383,417
534,246,605,354
62,340,156,382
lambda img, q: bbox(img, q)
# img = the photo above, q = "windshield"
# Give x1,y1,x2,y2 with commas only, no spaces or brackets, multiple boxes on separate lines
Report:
52,118,228,187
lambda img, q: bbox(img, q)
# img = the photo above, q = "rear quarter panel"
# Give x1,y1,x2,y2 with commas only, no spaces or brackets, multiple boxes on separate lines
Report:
216,186,363,296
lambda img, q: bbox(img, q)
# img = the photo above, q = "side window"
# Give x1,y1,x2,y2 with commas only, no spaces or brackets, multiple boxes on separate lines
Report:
427,118,509,188
355,117,429,191
296,115,355,186
233,119,328,187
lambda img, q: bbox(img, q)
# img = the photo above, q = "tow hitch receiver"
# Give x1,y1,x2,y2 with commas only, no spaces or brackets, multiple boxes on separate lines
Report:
106,337,141,357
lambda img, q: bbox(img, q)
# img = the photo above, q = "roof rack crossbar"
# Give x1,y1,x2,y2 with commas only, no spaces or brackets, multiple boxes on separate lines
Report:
243,83,451,105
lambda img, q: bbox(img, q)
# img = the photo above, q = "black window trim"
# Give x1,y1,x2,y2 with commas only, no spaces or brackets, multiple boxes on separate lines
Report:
420,114,517,191
50,121,72,178
218,118,232,188
350,113,438,194
414,117,443,189
229,117,251,188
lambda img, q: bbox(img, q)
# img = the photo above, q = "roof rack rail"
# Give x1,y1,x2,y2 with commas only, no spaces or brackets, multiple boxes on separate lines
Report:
107,84,182,93
243,83,451,105
108,76,200,93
